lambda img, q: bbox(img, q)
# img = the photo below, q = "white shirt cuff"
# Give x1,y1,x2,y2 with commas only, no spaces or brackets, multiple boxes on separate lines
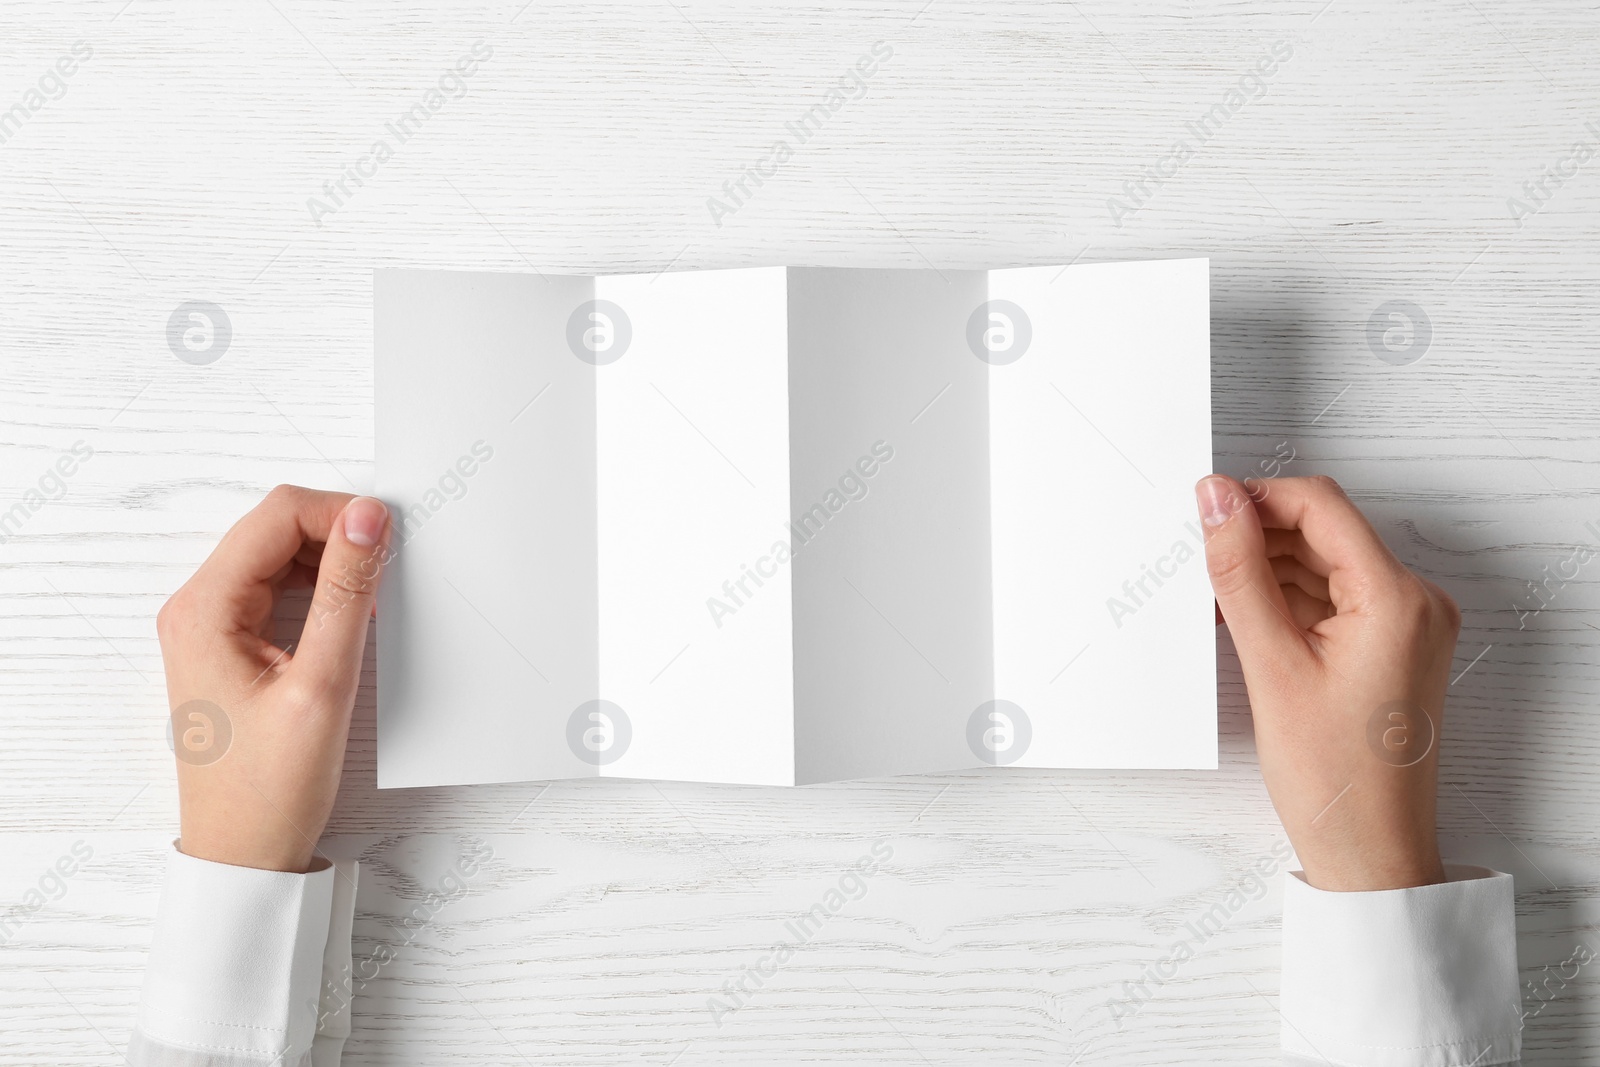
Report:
1281,863,1520,1066
131,843,359,1067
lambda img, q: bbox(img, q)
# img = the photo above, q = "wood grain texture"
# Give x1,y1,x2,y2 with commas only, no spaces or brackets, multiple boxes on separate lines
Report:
1,0,1597,1062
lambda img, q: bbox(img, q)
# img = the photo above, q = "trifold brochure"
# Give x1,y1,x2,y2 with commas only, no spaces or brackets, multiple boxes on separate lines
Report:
374,258,1213,788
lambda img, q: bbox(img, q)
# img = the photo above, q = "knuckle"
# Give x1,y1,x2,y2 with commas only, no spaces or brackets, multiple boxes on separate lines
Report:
1307,474,1345,498
156,590,192,641
1205,544,1253,593
264,483,301,507
317,558,381,610
1434,588,1463,634
275,676,327,714
1388,578,1436,631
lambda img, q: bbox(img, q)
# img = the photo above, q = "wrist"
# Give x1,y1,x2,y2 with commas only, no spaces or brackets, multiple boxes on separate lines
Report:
1300,845,1446,892
177,829,317,874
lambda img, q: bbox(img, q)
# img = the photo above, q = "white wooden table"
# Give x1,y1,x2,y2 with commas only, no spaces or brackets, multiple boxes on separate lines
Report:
2,1,1596,1062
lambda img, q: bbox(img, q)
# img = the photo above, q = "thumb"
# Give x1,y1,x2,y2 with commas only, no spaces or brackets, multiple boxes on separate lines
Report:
290,496,391,705
1196,476,1308,670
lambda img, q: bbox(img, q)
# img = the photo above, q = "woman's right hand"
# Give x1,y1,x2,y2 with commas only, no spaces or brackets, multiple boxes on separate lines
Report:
1196,474,1460,892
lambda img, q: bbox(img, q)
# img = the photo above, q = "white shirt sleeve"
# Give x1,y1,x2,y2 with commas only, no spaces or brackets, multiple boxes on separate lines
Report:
130,843,358,1067
1280,863,1521,1066
133,845,1519,1065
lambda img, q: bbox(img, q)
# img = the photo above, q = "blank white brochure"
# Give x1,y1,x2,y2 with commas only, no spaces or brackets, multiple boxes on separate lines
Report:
374,258,1214,788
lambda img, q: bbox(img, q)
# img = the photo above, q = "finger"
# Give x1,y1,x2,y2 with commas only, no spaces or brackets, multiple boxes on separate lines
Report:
266,539,325,582
193,486,355,598
1281,584,1337,629
287,497,391,708
281,561,320,590
294,539,326,571
256,584,280,643
257,560,321,642
1251,477,1405,583
1196,475,1312,669
1270,556,1330,602
1263,528,1334,577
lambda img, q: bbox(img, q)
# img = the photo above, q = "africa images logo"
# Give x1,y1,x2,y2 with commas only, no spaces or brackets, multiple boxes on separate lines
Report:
567,300,632,365
967,300,1031,365
567,700,632,766
1365,701,1435,768
1365,300,1430,366
967,700,1031,765
166,301,232,366
166,699,232,766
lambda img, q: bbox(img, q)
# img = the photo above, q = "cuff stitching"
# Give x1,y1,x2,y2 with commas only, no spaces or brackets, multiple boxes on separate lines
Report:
134,1027,296,1056
139,1004,288,1034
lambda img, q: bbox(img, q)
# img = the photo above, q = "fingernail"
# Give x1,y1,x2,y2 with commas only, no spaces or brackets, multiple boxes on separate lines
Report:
344,497,387,547
1196,477,1235,528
